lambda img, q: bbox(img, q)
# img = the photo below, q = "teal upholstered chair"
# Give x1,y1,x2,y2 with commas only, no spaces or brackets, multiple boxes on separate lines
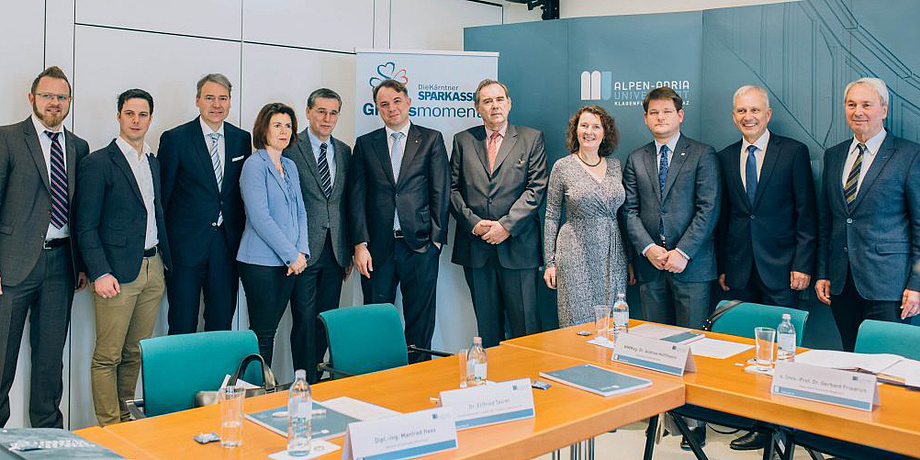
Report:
318,303,450,379
708,300,808,346
136,330,263,417
855,319,920,360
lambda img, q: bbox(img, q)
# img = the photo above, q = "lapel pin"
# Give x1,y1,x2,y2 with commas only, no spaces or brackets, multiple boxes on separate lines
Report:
680,152,686,156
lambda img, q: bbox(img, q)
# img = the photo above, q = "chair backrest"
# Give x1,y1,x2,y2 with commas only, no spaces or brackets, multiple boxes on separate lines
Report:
855,320,920,360
319,303,408,378
710,301,808,346
140,330,261,417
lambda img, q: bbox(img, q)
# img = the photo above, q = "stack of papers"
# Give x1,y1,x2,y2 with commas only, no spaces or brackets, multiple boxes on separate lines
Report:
795,350,920,388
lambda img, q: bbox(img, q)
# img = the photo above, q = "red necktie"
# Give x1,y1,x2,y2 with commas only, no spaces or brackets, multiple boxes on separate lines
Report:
487,131,500,172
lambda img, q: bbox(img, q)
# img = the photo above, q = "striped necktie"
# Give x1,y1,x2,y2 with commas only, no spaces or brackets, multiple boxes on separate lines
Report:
45,131,68,229
209,132,224,226
318,142,332,199
844,143,866,209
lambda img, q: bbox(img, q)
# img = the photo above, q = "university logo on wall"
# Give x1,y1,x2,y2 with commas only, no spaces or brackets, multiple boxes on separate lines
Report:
581,70,612,100
580,70,691,107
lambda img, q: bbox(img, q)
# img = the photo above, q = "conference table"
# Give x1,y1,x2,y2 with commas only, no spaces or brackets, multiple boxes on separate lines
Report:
76,344,684,460
501,320,920,459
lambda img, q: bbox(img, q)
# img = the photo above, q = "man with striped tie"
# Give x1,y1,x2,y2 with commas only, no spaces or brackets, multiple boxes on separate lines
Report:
0,66,89,428
815,77,920,351
159,74,252,334
283,88,352,383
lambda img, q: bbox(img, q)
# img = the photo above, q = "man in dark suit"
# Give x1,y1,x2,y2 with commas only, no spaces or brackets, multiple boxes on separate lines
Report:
816,77,920,352
0,66,89,428
717,85,817,308
77,89,172,426
623,87,719,450
449,79,546,347
159,74,251,334
348,79,449,361
717,86,817,451
284,88,351,383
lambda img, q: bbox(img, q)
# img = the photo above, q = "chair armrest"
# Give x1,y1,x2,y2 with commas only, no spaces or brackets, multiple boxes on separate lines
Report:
318,362,356,378
408,345,452,358
126,398,146,420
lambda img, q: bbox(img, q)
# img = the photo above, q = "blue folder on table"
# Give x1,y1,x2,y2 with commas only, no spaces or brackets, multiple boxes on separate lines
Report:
540,364,652,397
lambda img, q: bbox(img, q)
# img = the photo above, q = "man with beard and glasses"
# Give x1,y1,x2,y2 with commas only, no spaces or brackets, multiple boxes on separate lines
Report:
0,66,90,427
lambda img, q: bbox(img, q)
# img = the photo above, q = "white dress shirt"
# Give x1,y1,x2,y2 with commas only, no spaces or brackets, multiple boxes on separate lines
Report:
200,117,226,185
31,114,69,241
116,137,158,250
841,128,886,195
739,130,770,190
385,122,411,231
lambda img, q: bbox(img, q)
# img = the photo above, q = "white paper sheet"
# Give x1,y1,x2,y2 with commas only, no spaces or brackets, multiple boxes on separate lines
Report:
321,396,400,421
794,350,903,374
630,323,690,339
689,338,754,359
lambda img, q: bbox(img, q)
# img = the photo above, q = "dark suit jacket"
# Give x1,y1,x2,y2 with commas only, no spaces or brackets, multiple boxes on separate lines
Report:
283,130,351,267
623,134,720,283
158,118,251,267
817,132,920,301
348,123,449,261
76,140,172,283
449,124,547,269
0,118,89,286
716,133,817,290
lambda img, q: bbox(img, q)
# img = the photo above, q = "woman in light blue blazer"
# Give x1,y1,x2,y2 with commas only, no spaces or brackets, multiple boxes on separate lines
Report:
238,102,309,366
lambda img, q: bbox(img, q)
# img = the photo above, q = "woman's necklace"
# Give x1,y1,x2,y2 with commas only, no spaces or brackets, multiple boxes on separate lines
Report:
577,152,602,167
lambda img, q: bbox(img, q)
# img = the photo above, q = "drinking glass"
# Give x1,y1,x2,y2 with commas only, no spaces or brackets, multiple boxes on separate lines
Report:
219,386,245,448
754,327,776,372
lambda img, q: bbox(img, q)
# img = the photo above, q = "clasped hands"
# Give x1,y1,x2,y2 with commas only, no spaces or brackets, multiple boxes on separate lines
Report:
286,253,307,276
645,245,687,273
472,220,510,245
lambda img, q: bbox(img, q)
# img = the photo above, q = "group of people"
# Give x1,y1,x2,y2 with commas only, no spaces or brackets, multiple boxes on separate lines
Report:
0,66,916,437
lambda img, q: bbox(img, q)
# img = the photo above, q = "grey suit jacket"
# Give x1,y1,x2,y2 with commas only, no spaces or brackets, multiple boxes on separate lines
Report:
623,134,720,283
817,132,920,301
0,118,89,286
449,124,547,269
283,130,352,268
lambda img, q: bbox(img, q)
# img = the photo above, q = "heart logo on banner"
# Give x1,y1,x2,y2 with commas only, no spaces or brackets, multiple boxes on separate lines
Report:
369,61,410,88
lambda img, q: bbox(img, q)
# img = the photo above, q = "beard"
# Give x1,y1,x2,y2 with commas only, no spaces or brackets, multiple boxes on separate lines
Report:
32,100,68,128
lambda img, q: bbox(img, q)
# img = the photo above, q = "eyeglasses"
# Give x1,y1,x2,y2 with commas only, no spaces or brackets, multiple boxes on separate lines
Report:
34,93,71,103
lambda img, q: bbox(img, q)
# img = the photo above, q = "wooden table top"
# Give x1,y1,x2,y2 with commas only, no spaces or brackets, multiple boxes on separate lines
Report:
501,320,920,458
76,426,158,459
77,344,683,460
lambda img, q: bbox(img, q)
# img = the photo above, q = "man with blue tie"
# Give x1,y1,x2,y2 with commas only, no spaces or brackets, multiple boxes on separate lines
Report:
815,77,920,351
348,79,450,362
0,66,89,428
159,74,251,334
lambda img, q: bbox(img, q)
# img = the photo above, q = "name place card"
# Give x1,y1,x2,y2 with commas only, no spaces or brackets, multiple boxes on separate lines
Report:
342,407,458,460
612,333,696,376
771,361,879,411
439,378,535,430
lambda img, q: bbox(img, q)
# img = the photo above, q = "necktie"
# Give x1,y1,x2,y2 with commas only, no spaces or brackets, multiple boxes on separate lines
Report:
844,143,866,208
45,131,68,229
487,131,501,173
209,133,224,226
745,144,758,206
318,142,332,199
658,145,669,241
390,132,405,230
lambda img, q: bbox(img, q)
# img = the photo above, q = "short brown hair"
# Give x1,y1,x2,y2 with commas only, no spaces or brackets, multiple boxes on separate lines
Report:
642,86,682,112
372,79,408,103
196,73,232,97
473,79,510,105
31,66,71,95
566,105,619,157
252,103,298,150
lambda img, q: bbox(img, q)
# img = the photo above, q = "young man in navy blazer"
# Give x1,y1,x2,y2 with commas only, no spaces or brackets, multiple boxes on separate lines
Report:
348,79,450,361
158,74,251,334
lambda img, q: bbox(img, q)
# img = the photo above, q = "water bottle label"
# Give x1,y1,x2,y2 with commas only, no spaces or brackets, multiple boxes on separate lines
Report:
474,363,487,380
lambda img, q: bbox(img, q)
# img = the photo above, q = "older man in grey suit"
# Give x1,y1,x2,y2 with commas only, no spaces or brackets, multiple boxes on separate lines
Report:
450,79,547,348
0,66,89,428
815,77,920,352
624,86,720,330
283,88,352,383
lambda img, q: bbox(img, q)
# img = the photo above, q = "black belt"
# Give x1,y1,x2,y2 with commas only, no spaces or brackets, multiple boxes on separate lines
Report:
43,238,69,250
144,246,158,258
393,229,404,239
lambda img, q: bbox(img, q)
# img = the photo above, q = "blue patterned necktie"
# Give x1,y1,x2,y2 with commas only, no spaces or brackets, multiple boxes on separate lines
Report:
318,142,332,199
390,131,405,230
745,144,758,206
45,131,68,229
209,132,223,226
657,145,669,240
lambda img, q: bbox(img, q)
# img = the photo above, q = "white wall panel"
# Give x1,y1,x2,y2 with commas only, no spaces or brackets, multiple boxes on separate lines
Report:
242,0,375,53
74,0,242,41
390,0,502,50
0,1,44,126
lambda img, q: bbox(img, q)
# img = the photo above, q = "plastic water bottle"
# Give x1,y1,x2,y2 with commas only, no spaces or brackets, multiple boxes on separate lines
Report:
611,293,630,343
776,314,796,362
287,369,312,457
467,337,487,386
